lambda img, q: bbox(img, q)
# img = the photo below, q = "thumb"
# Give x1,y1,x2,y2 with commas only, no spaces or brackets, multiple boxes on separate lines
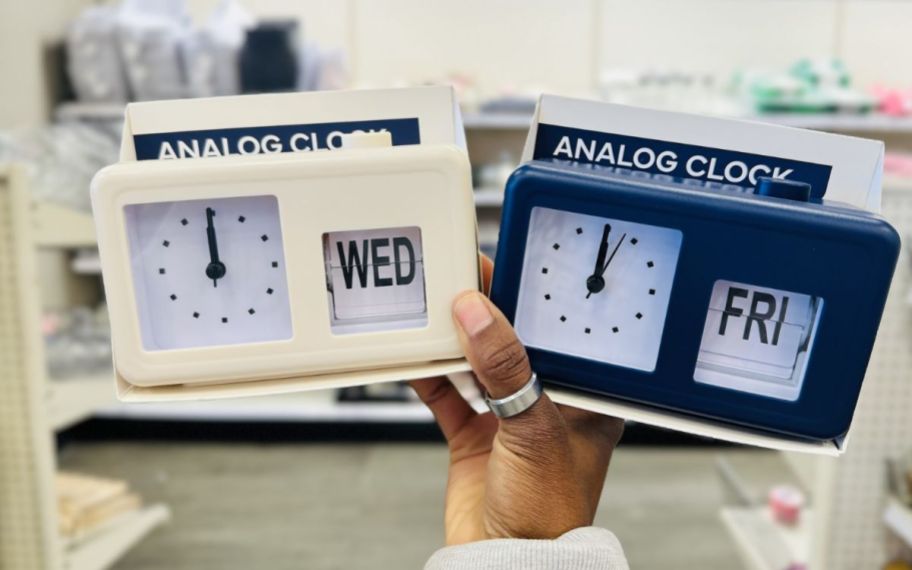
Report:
452,291,566,442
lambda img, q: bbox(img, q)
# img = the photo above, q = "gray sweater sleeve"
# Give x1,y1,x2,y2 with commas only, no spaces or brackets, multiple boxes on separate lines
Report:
424,527,629,570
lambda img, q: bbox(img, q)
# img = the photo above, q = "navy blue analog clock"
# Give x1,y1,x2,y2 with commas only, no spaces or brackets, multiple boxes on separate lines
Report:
490,160,900,441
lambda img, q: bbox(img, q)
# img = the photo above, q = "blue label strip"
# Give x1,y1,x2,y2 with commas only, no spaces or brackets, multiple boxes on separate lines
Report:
532,123,832,198
133,118,421,161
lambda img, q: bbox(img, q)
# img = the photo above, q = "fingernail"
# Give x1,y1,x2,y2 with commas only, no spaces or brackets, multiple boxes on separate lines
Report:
454,293,494,337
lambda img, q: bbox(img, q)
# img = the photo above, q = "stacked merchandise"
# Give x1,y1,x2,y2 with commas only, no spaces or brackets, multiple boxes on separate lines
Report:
0,121,120,212
57,472,142,540
44,305,112,379
735,58,876,114
65,0,349,105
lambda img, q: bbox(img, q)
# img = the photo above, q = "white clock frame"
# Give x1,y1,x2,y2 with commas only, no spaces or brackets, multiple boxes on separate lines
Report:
92,144,479,390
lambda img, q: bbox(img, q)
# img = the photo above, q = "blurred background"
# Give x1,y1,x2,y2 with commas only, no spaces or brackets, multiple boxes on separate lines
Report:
1,1,912,569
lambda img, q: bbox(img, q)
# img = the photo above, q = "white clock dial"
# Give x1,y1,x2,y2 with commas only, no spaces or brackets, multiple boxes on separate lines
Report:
323,226,427,334
124,195,292,350
514,206,682,372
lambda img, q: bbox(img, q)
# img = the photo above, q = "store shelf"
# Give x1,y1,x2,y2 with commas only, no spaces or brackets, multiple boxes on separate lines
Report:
62,504,170,570
720,507,811,570
884,497,912,548
32,200,96,248
474,188,504,207
48,374,117,432
885,176,912,193
71,250,102,274
753,113,912,133
463,109,912,134
55,102,125,122
463,112,533,130
781,452,817,493
96,390,439,423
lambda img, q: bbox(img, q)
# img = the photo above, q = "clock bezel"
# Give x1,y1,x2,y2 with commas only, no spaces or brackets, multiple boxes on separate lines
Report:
490,160,899,441
92,146,479,388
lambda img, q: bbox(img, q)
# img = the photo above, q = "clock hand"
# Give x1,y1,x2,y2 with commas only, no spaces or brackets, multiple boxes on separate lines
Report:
586,231,627,299
586,224,612,299
204,207,227,287
599,232,627,278
593,224,611,276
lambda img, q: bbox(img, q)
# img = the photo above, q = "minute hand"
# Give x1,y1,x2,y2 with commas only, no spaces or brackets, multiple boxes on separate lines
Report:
206,208,220,264
599,232,627,277
204,207,227,287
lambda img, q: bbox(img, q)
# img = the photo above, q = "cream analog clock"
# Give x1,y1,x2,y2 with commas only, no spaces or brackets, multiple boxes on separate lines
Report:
514,206,683,372
91,136,479,390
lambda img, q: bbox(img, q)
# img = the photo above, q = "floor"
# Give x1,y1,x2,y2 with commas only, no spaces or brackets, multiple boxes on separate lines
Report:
58,441,792,569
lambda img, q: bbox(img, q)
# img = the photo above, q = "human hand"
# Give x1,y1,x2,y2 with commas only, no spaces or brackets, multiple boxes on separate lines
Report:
410,256,624,545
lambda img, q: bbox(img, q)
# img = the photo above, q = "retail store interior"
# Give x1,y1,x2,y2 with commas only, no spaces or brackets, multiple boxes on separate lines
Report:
2,1,912,569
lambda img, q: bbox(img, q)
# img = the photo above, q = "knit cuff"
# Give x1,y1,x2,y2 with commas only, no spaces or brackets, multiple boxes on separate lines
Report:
424,527,629,570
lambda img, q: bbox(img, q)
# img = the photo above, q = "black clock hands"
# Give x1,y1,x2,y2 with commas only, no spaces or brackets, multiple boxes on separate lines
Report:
586,230,627,299
204,207,227,287
586,224,611,298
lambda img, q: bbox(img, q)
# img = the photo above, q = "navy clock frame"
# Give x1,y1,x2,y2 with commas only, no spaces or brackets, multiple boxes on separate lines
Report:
490,160,900,441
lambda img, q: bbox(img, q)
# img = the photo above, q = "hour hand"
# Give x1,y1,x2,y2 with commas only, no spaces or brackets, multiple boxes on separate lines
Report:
204,207,227,287
586,224,611,298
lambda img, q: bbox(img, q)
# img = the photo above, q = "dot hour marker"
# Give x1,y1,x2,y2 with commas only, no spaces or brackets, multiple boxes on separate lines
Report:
248,308,256,315
238,215,246,223
636,312,643,319
169,294,177,301
162,240,170,247
560,315,567,322
630,237,638,245
271,261,278,268
221,317,228,324
649,288,656,295
266,288,274,295
159,268,165,275
180,218,188,226
542,267,549,274
544,294,551,300
612,326,619,333
552,243,560,250
647,261,654,268
585,327,591,334
193,312,199,319
261,234,269,242
576,227,583,235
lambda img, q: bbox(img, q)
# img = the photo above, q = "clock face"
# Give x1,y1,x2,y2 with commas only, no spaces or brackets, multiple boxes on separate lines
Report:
514,207,683,372
124,195,293,350
323,225,427,334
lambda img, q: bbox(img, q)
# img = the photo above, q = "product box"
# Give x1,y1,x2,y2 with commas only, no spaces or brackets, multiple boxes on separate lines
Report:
94,87,479,402
492,95,893,455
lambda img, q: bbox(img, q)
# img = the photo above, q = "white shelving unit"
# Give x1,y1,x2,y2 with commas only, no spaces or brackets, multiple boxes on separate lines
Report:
884,498,912,549
720,507,812,570
97,390,436,424
48,374,116,432
63,505,170,570
473,187,504,207
57,102,912,136
464,110,912,134
0,165,169,570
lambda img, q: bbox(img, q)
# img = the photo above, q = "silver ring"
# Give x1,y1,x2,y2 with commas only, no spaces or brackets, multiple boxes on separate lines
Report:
484,373,543,419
